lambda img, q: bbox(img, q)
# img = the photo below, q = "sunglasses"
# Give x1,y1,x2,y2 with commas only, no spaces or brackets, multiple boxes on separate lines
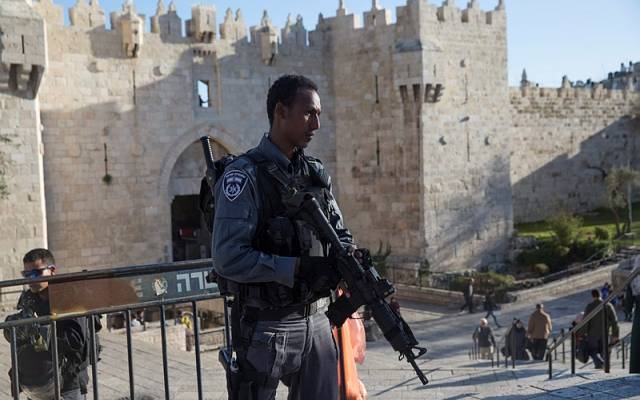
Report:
21,265,55,279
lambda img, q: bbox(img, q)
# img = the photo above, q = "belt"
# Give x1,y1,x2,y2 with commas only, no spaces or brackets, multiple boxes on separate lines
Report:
246,301,320,321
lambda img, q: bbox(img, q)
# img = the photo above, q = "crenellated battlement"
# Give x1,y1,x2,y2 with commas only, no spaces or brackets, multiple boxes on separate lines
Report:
30,0,506,49
512,79,640,102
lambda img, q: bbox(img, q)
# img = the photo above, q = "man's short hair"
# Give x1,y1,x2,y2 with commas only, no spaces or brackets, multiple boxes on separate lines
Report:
267,75,319,127
591,289,600,298
23,248,55,266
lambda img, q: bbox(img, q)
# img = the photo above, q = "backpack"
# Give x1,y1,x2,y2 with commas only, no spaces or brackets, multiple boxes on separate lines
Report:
198,150,237,234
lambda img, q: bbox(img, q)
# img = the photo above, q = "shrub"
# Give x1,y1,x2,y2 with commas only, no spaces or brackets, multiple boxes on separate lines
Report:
372,241,391,277
572,239,611,261
548,212,583,247
533,263,550,276
516,241,570,272
594,227,610,241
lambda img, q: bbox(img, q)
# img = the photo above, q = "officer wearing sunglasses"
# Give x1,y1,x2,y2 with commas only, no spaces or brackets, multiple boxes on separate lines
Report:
3,248,90,399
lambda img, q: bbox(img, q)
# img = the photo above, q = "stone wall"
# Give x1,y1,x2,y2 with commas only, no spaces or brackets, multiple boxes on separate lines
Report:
510,85,640,223
0,0,48,301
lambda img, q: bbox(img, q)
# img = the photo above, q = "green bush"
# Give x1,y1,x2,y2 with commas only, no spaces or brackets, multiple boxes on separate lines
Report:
594,227,610,241
372,241,391,277
516,241,570,272
533,263,550,276
572,239,611,261
548,212,583,247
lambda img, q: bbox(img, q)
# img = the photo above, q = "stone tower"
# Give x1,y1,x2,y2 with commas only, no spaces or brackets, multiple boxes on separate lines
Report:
0,0,48,301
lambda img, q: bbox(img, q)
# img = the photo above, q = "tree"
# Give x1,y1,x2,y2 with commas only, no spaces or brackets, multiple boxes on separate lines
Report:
605,167,640,237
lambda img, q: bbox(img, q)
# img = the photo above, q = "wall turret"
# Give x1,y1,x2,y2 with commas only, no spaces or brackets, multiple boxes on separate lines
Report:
110,1,144,58
364,0,390,28
32,0,64,26
0,0,47,99
462,0,483,24
250,11,278,65
69,0,105,29
219,8,246,42
151,1,181,41
186,5,215,43
281,14,306,53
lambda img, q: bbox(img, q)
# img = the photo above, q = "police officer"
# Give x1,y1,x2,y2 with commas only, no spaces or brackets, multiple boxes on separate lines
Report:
3,248,91,400
212,75,354,399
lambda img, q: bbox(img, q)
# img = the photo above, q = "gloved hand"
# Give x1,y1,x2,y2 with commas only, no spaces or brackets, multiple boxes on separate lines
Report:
298,256,341,294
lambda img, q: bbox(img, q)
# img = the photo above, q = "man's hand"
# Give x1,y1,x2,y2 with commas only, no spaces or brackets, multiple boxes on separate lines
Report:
298,256,341,294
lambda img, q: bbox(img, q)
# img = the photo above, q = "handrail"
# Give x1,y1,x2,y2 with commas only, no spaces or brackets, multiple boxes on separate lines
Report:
548,261,639,354
0,258,213,290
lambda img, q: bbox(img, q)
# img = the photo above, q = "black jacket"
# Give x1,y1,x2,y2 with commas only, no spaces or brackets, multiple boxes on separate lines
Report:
3,290,88,393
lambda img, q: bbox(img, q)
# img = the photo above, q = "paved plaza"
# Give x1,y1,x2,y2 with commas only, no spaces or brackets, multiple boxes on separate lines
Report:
0,289,637,399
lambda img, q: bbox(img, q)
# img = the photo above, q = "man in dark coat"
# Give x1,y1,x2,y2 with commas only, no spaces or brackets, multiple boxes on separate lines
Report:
460,278,475,313
484,290,501,328
583,289,619,369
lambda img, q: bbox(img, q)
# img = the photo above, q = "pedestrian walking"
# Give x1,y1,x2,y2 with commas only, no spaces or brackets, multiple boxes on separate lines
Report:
583,289,619,369
527,303,552,360
460,278,475,314
483,290,501,328
472,318,496,359
504,319,529,360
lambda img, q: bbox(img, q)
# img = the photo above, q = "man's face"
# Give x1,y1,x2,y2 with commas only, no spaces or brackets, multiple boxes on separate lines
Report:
23,259,54,293
279,89,321,149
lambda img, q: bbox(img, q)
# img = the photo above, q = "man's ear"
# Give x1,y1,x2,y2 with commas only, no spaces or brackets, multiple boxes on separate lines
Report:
275,102,288,122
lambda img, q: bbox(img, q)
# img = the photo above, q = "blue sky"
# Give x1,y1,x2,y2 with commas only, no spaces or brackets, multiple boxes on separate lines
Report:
52,0,640,87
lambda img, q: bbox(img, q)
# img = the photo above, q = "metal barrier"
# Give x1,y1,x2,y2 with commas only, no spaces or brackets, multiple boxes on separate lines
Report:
0,259,222,400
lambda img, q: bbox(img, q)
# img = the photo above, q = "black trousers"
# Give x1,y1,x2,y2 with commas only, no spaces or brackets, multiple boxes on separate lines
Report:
460,298,474,313
531,338,547,360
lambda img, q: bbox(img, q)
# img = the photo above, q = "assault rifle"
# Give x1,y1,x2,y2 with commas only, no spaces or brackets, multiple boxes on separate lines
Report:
285,192,429,385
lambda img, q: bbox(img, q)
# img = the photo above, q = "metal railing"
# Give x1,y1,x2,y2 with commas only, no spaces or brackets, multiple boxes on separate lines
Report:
546,264,640,379
0,259,222,400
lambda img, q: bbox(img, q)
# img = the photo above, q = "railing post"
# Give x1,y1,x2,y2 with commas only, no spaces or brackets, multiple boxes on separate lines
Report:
548,350,552,380
496,342,500,366
51,320,61,400
561,328,565,364
160,304,170,400
192,300,204,400
10,327,20,400
511,330,516,369
553,337,557,361
622,337,626,370
125,310,135,400
571,331,576,375
89,315,99,400
602,307,609,373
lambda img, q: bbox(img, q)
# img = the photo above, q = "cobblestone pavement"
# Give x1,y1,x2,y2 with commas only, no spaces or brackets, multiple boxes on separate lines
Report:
0,289,637,399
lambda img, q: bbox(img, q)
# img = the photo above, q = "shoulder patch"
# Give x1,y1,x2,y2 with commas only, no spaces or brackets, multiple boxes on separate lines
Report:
223,170,249,202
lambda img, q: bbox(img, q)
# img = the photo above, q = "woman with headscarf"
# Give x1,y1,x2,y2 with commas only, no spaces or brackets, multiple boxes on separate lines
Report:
505,319,529,360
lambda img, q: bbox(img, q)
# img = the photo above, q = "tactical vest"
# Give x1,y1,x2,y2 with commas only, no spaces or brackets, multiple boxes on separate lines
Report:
218,149,333,309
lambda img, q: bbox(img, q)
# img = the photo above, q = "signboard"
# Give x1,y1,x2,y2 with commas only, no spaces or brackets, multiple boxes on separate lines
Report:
49,266,219,315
